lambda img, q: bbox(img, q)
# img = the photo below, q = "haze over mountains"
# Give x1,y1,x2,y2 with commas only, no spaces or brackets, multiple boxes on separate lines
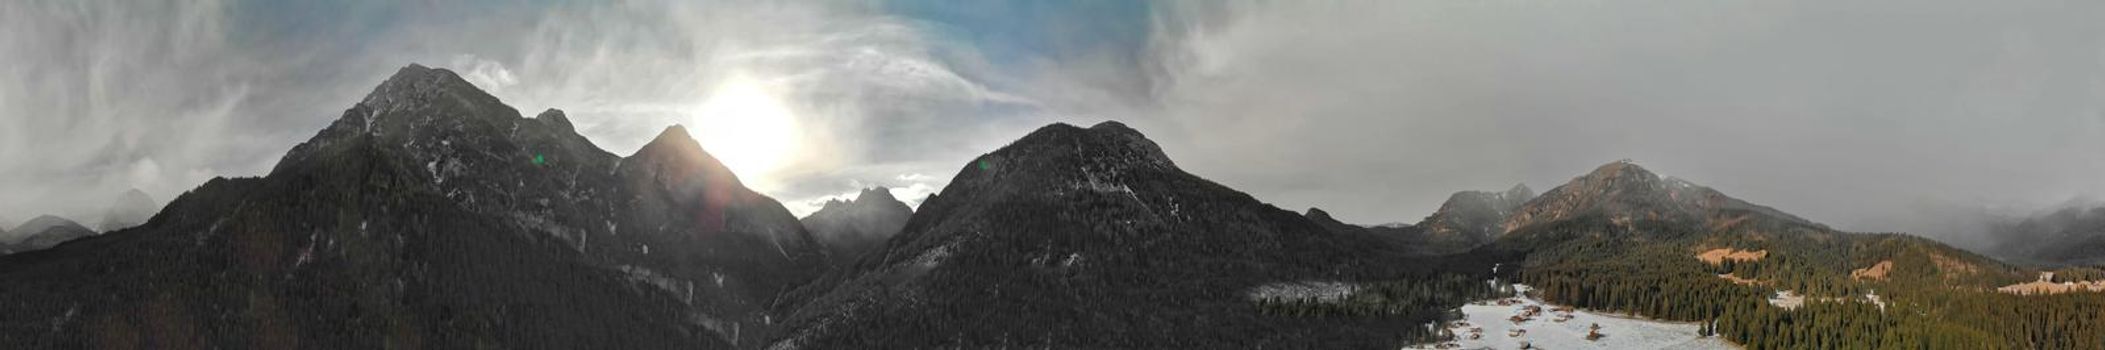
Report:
0,216,97,255
1,65,2100,349
1989,205,2105,266
97,189,157,232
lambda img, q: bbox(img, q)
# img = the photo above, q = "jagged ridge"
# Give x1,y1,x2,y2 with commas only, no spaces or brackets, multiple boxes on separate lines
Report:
800,187,914,271
0,64,826,349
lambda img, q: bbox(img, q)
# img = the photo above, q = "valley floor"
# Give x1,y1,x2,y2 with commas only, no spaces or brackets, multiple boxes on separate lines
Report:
1406,284,1737,350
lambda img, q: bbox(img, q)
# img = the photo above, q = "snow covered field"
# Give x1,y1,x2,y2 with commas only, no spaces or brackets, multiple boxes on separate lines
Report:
1406,284,1735,350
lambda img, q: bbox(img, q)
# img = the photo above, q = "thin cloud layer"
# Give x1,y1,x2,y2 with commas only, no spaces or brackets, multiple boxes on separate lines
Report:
0,1,254,222
2,1,2099,251
1124,0,2105,248
0,1,1058,219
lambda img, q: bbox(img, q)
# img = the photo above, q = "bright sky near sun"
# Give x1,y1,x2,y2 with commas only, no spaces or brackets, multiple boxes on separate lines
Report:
690,73,802,193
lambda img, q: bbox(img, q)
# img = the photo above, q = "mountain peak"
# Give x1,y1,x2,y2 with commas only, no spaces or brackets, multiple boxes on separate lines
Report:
1418,183,1538,243
1304,207,1335,220
813,187,905,213
1581,159,1663,187
857,187,898,203
646,124,696,149
799,187,915,270
100,189,159,231
359,64,500,113
778,120,1426,348
621,124,746,196
1500,160,1815,235
974,121,1175,178
1504,183,1535,199
536,108,573,132
11,215,87,239
1303,207,1368,235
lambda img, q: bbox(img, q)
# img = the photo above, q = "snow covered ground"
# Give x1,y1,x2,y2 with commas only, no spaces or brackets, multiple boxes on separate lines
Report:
1405,284,1735,350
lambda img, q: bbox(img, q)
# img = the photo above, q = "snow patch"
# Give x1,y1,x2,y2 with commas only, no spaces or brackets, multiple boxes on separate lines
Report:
1244,281,1360,303
1769,289,1886,311
1768,290,1805,309
1409,283,1734,350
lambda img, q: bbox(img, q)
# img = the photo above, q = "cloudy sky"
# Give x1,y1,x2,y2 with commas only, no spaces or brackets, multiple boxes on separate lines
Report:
2,0,2100,250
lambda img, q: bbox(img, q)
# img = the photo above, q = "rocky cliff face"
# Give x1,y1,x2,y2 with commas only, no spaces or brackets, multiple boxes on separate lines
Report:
1301,184,1534,255
0,64,825,349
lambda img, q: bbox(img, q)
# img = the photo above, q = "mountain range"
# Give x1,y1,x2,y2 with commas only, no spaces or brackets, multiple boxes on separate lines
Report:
0,65,826,348
0,64,2097,349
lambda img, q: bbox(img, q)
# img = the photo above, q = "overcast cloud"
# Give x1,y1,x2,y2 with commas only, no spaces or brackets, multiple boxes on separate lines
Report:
2,0,2099,251
1123,0,2104,249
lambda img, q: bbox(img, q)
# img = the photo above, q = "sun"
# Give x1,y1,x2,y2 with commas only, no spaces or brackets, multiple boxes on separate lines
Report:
691,73,800,189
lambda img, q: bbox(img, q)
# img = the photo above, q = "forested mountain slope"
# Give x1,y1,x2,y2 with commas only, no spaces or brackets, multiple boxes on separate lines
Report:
767,122,1500,349
1474,161,2101,349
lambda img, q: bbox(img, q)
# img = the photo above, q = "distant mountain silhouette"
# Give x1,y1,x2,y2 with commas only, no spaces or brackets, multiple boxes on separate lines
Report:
800,187,913,271
1,215,96,255
1300,183,1534,256
1301,207,1437,254
98,189,158,231
1481,160,2024,300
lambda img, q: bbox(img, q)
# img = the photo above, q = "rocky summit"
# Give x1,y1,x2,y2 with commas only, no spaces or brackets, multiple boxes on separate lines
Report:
800,187,914,271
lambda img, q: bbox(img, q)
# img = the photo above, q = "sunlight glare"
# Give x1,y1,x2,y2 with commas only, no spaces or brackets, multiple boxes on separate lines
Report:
692,73,800,190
